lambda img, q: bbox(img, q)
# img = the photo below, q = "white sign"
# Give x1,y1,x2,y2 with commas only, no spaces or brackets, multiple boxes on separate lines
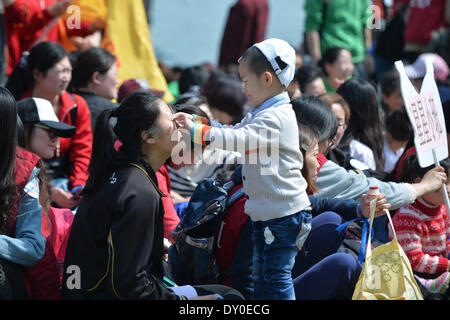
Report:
395,59,448,167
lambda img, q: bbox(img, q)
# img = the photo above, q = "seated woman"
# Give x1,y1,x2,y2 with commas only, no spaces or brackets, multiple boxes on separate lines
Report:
69,47,119,132
336,79,385,171
17,97,76,272
8,41,93,210
61,91,243,300
318,47,354,93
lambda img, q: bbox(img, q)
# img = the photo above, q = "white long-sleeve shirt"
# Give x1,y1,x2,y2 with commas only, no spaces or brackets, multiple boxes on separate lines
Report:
192,92,311,221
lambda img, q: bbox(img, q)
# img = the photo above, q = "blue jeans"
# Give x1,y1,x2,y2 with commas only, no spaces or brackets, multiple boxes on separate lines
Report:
251,210,312,300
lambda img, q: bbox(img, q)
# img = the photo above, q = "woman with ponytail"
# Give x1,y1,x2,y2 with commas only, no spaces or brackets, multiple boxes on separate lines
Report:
62,91,244,300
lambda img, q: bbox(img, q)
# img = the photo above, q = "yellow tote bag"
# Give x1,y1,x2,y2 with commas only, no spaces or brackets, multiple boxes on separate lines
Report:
352,198,423,300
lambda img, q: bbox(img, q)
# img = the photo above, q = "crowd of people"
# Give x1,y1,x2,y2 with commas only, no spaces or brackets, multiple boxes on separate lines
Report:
0,0,450,301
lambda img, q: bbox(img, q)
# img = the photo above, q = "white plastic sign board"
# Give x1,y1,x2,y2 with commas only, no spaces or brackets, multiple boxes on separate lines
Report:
395,59,448,168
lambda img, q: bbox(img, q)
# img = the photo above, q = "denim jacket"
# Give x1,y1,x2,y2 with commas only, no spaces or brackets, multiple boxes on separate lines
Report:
0,167,45,266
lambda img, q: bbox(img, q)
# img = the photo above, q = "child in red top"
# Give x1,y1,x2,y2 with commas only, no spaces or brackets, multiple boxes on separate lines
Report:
391,153,450,294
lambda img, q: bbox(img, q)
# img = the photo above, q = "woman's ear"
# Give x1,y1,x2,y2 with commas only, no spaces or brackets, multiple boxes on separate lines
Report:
91,71,102,86
141,130,156,144
33,69,43,82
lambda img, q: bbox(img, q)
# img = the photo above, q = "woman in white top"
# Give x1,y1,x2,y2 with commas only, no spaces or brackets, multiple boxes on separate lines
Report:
336,79,385,171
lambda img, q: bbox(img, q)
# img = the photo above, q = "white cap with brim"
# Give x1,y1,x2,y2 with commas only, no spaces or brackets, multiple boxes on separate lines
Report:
253,38,296,88
17,97,76,138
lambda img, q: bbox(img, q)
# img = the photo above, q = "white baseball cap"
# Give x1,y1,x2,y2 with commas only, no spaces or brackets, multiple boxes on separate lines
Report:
17,97,76,138
252,38,296,88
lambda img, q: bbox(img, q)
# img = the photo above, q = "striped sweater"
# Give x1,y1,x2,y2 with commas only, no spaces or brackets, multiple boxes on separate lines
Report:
389,198,450,275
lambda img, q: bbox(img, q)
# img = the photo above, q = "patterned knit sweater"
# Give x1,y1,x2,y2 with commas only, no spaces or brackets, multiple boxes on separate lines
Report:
389,198,450,275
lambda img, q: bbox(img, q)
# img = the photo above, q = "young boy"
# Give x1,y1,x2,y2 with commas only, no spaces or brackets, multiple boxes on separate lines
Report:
175,38,312,300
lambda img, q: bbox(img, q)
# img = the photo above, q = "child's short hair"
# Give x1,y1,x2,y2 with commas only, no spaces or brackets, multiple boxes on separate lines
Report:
385,107,413,142
240,46,274,77
239,39,296,88
399,153,450,184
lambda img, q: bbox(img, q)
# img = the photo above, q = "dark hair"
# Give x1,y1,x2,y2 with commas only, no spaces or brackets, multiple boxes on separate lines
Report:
6,42,69,100
443,100,450,134
319,93,351,124
381,69,400,97
83,91,162,195
70,47,116,91
291,96,338,143
240,46,274,77
295,65,323,94
0,87,18,234
380,69,401,114
17,120,52,213
176,104,208,119
318,47,347,76
178,65,211,94
337,79,385,170
298,122,320,193
399,153,450,184
201,72,246,123
385,106,413,142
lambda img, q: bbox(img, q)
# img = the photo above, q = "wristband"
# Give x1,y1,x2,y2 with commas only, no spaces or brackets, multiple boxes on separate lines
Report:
357,204,364,218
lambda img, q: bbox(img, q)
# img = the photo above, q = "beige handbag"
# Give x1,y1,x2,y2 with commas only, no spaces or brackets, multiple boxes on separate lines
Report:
352,197,423,300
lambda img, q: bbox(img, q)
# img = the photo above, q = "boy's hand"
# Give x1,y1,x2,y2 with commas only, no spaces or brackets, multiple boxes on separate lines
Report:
360,193,391,218
174,112,194,132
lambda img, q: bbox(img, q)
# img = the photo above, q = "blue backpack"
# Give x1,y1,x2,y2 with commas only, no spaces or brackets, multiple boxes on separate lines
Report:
168,166,244,285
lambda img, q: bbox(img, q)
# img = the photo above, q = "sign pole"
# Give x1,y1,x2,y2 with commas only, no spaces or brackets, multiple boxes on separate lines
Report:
432,149,450,214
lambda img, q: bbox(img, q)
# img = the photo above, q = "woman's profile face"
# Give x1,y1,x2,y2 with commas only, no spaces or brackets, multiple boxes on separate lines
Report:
325,49,354,82
154,101,182,157
34,56,72,95
330,103,347,148
96,62,120,100
304,141,319,184
303,77,326,97
30,126,57,160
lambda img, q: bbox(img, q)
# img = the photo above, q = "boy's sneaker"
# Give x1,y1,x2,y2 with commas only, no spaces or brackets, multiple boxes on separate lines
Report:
415,272,450,295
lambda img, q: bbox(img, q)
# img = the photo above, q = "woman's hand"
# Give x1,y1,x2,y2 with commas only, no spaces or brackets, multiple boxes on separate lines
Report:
415,165,447,196
174,112,194,132
163,238,171,262
50,186,80,209
360,192,391,218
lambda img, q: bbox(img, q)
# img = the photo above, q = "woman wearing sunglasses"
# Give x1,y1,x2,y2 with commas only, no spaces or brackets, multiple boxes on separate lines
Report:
17,97,78,210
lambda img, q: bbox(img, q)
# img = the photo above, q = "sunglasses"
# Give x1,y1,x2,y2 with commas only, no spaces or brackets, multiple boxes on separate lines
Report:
34,123,58,139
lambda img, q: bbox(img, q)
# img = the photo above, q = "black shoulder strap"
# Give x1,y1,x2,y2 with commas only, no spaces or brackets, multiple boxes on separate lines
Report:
68,93,78,124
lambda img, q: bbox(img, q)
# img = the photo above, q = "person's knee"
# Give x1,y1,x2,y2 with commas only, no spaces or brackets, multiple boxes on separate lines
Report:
328,253,361,280
313,211,345,229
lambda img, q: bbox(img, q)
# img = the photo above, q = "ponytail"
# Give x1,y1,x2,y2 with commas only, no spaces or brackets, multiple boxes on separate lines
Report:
83,91,162,196
83,108,117,196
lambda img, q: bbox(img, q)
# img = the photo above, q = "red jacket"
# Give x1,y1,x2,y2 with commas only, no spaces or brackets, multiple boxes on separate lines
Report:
3,0,60,75
14,147,61,300
23,90,93,188
404,0,448,45
218,0,268,67
156,165,181,239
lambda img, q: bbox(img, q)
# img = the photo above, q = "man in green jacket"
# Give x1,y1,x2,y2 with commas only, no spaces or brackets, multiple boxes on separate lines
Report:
304,0,373,79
